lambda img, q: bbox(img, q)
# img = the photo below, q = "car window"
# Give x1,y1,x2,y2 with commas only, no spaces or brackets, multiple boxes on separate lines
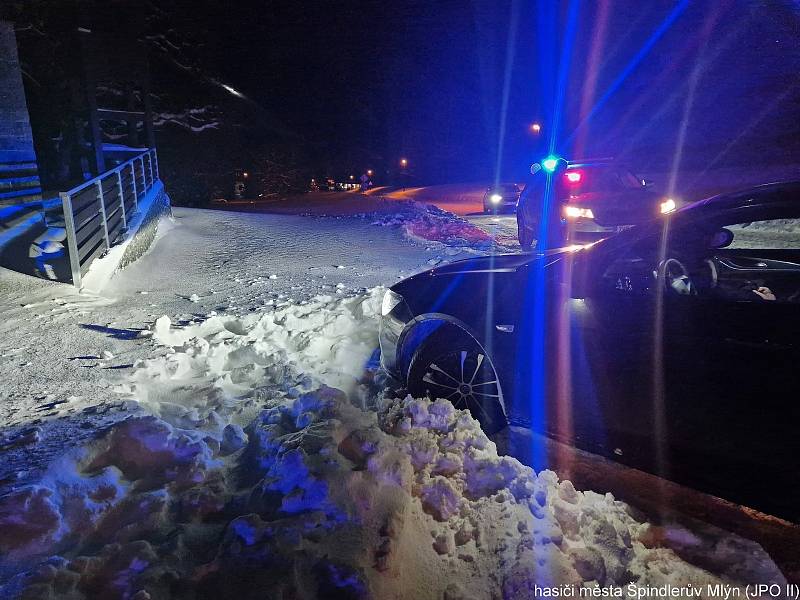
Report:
592,231,662,297
726,218,800,250
668,212,800,304
563,166,641,193
590,210,800,303
617,169,644,189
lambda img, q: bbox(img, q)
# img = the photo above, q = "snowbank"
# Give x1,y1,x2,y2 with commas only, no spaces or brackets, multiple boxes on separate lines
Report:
80,182,173,293
358,200,516,255
0,288,785,599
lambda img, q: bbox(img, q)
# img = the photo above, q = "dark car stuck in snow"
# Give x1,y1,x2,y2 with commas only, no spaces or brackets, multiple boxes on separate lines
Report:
381,181,800,521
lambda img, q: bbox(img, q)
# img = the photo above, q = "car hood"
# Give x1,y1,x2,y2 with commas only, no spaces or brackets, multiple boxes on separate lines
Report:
565,189,664,225
390,249,572,292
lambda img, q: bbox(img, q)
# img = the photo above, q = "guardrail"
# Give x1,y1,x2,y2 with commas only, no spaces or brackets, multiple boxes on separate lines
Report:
60,148,159,287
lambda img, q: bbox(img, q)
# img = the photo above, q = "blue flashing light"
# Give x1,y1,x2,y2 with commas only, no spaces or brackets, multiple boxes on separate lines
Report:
541,156,559,173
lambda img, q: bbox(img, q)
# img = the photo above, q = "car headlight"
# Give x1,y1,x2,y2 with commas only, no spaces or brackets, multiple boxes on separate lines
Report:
381,289,404,316
489,193,503,204
660,198,677,214
564,206,594,219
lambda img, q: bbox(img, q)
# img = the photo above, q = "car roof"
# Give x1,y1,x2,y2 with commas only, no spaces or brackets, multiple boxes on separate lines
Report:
685,180,800,213
566,161,625,170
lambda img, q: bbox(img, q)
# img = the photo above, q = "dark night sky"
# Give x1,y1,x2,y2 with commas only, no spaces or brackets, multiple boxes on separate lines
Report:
136,0,800,182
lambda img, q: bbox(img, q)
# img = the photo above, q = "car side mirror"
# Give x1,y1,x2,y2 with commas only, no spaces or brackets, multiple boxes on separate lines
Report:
531,163,542,176
709,227,734,249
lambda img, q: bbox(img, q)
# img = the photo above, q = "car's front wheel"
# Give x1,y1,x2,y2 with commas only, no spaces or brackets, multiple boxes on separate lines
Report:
407,340,506,434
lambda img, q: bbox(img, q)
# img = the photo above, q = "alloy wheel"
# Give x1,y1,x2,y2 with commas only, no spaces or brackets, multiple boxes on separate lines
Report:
421,350,501,425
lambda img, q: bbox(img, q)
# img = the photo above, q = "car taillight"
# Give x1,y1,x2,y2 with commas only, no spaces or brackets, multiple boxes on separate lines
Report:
565,171,582,184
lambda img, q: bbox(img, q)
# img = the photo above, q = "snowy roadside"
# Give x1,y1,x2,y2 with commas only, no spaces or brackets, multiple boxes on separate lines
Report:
0,206,445,491
0,286,785,598
212,191,521,258
356,199,520,259
0,204,790,597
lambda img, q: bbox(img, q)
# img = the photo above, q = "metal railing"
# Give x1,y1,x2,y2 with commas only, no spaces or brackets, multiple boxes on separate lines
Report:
61,148,159,287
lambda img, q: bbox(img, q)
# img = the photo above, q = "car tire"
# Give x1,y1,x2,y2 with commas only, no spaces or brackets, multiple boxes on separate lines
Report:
517,212,535,250
407,335,506,435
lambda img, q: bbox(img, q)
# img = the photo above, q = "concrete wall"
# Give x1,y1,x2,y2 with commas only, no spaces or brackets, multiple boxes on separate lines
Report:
0,20,41,206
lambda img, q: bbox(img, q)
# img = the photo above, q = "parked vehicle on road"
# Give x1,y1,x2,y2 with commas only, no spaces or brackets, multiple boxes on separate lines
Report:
516,158,679,249
483,183,522,213
381,181,800,520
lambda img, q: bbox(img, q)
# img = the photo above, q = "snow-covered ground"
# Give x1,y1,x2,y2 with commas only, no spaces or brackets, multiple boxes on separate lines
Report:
0,201,791,598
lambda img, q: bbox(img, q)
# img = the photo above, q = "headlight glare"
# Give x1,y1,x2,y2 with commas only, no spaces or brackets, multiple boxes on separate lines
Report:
564,206,594,219
660,198,677,214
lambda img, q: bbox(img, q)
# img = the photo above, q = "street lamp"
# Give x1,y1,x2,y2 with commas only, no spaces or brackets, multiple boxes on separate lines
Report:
530,122,541,134
400,158,408,168
366,169,373,176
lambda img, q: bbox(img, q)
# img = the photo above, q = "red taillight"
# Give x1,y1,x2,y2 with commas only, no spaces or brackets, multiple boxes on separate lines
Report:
565,171,582,183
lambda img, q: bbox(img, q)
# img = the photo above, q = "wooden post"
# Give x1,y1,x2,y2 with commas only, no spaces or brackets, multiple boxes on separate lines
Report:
79,29,106,176
60,192,82,288
116,169,127,229
125,82,139,147
95,180,110,249
143,78,155,149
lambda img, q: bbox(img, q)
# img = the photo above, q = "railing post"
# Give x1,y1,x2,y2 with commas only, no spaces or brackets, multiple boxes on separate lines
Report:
147,151,154,189
140,156,147,192
152,148,159,181
116,169,127,229
60,192,82,288
95,180,110,249
130,162,138,210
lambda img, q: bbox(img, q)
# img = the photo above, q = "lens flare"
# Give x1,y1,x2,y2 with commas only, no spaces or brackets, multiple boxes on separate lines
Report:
542,156,559,172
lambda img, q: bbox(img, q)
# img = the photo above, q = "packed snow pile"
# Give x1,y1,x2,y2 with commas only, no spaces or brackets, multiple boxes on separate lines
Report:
0,288,786,598
0,393,784,599
118,288,385,426
358,201,515,253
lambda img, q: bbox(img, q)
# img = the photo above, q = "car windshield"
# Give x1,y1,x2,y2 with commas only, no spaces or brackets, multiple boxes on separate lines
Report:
564,165,642,192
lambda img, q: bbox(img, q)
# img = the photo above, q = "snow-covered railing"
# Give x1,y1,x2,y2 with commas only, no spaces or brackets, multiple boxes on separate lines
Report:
60,148,159,287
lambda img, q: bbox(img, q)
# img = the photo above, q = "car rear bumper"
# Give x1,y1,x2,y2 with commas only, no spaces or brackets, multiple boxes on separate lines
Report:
484,201,518,212
566,218,632,241
570,218,616,232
